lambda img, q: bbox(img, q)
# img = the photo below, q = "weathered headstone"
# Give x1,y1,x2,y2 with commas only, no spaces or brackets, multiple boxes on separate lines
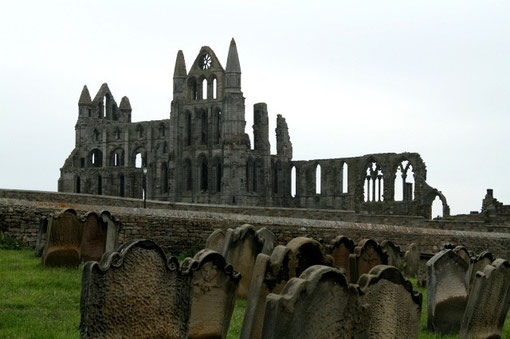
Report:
42,209,83,267
221,224,276,298
261,265,367,339
100,210,121,253
459,259,510,339
427,249,469,334
205,229,226,253
358,265,422,338
34,216,48,257
466,250,494,293
241,237,332,339
404,243,420,277
185,249,241,339
349,239,388,283
80,212,107,262
454,246,471,266
80,239,193,338
328,235,354,281
380,240,402,268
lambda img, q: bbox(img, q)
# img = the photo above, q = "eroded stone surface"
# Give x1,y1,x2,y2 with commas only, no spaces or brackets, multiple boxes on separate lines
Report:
42,209,82,267
460,258,510,339
221,224,275,298
241,237,331,339
358,265,422,338
80,212,107,262
328,235,354,281
261,265,366,339
466,250,494,293
80,239,192,339
404,243,420,277
348,239,387,283
206,229,226,253
380,240,402,268
427,249,469,334
187,249,240,339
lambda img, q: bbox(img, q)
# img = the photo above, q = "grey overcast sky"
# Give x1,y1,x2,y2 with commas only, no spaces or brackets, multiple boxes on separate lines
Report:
0,1,509,215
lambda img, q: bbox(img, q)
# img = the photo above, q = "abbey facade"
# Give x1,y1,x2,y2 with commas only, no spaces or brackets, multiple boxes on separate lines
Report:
59,39,448,218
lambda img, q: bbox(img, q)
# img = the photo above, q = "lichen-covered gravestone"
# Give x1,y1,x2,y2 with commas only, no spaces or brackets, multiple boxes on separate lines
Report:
380,240,402,268
454,246,471,267
348,239,388,283
358,265,422,338
205,229,226,253
466,250,493,293
184,249,241,339
404,243,420,277
328,235,354,281
42,209,83,267
426,249,469,334
216,225,276,298
80,212,107,262
261,265,367,339
241,237,332,339
100,210,121,253
34,216,48,257
80,239,193,338
459,259,510,339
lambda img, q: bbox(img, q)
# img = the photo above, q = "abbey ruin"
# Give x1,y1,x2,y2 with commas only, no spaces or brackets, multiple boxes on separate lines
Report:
58,39,451,219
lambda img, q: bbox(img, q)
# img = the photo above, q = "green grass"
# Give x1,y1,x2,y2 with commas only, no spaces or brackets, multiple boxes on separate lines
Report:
0,249,82,338
0,249,508,338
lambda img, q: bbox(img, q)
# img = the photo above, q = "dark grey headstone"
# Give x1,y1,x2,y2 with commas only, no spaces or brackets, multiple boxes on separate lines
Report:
427,249,469,334
80,239,192,338
358,265,422,338
460,259,510,339
262,265,367,339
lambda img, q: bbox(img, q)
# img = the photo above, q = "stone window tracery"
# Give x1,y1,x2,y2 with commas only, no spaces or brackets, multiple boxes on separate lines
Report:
364,161,384,202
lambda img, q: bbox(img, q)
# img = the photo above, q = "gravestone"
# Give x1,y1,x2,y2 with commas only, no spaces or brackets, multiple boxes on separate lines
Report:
348,239,387,283
221,225,276,298
205,229,226,253
100,210,121,253
42,209,83,267
80,239,193,338
466,251,494,293
34,216,48,257
454,246,471,267
80,212,107,262
358,265,422,338
185,249,241,339
404,243,420,277
426,249,469,334
380,240,402,268
328,235,354,281
459,259,510,339
241,237,332,339
261,265,367,339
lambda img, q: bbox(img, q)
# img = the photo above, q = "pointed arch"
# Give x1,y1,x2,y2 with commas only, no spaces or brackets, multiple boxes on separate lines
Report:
75,176,81,194
291,166,296,198
364,161,384,202
395,160,415,201
198,155,208,192
119,174,125,197
88,149,103,167
200,109,208,145
342,162,348,193
212,156,222,193
184,158,192,191
185,111,192,146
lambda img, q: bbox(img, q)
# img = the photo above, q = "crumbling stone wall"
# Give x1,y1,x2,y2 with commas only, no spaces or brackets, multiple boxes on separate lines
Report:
58,40,446,218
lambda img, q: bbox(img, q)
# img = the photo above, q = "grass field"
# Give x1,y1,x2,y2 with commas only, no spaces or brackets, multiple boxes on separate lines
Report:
0,248,508,338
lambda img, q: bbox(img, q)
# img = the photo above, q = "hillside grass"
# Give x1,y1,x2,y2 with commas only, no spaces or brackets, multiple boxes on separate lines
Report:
0,248,508,338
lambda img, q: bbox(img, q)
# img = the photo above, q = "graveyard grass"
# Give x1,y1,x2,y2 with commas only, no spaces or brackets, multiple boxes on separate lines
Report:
1,248,509,339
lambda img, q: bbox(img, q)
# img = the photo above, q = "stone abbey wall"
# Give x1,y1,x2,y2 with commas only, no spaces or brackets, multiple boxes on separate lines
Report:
1,189,509,259
58,39,448,218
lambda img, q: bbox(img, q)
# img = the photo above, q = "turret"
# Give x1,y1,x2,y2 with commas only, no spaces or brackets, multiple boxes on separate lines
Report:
78,85,92,119
173,50,187,99
253,103,270,154
119,96,132,122
225,38,241,92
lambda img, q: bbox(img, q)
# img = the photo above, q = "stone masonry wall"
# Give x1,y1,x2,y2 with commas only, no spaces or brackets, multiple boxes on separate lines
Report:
1,195,509,259
0,189,508,233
